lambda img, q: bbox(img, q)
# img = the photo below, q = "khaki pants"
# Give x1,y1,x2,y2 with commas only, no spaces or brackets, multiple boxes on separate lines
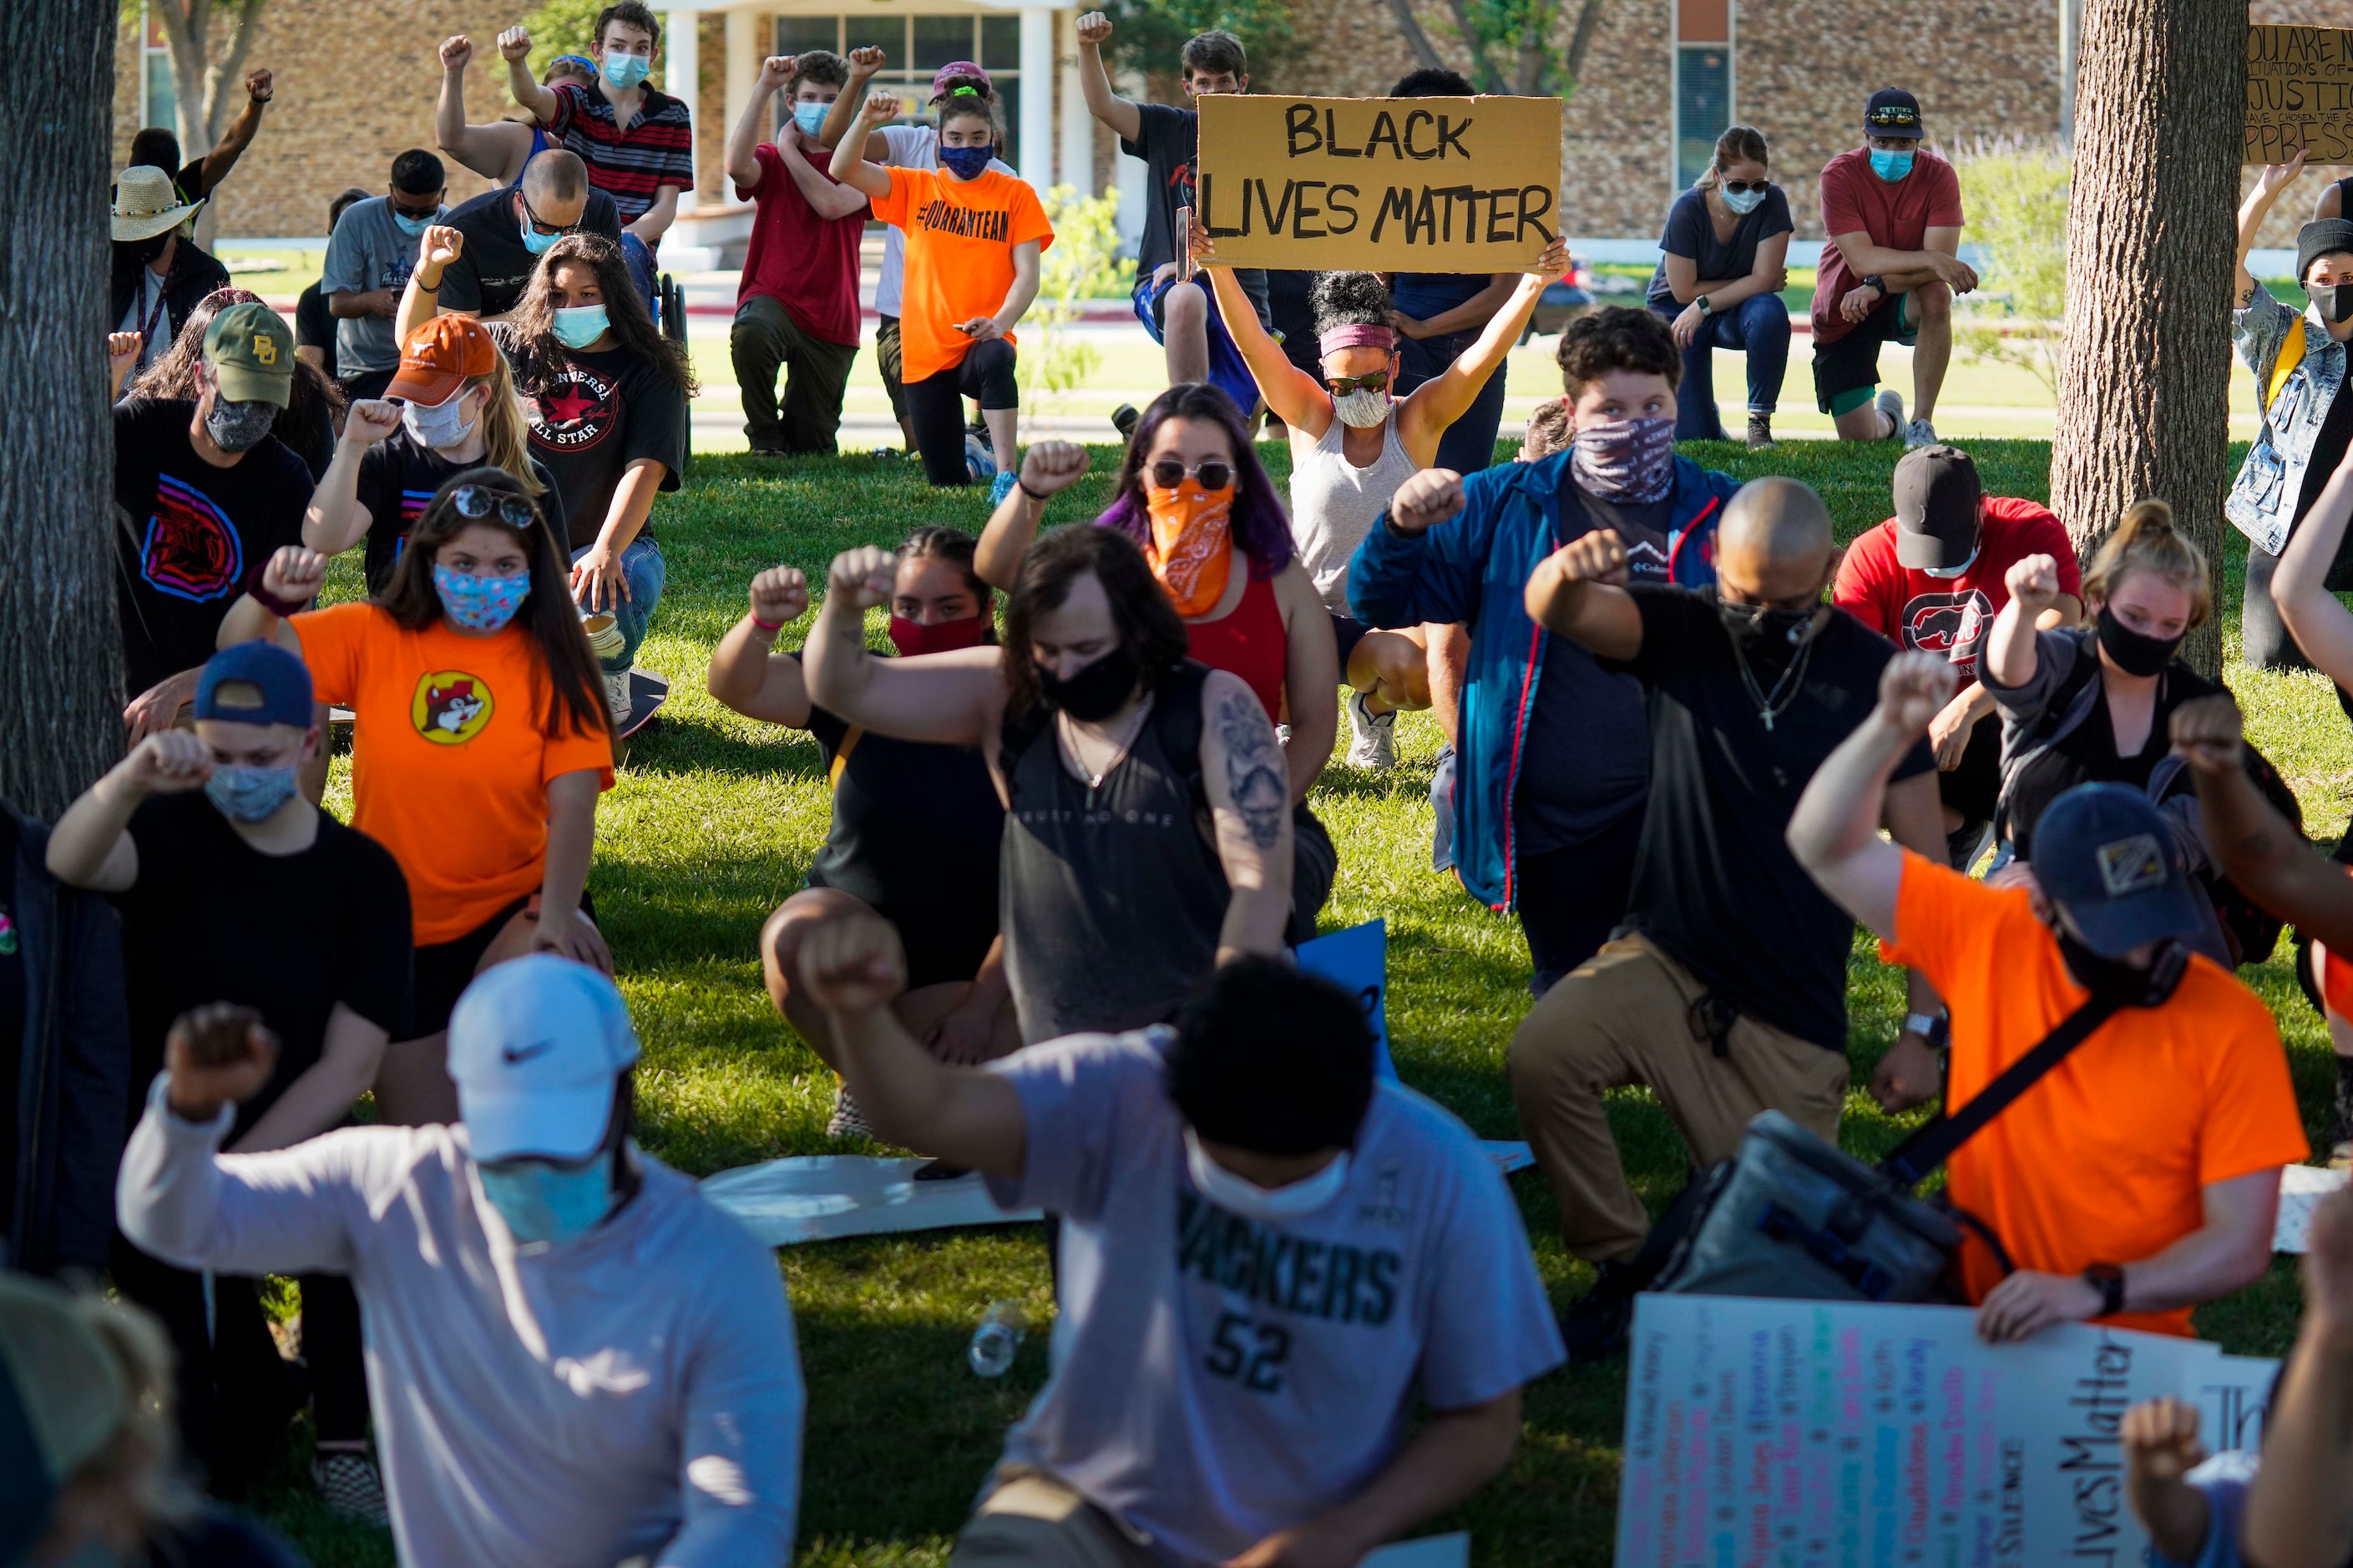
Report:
1506,933,1850,1264
949,1474,1160,1568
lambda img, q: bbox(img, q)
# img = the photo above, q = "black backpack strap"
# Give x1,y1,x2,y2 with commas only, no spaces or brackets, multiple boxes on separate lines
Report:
1878,943,2190,1186
1151,660,1213,815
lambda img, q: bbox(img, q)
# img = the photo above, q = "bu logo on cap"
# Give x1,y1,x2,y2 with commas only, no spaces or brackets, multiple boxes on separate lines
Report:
2096,833,2166,898
253,333,276,365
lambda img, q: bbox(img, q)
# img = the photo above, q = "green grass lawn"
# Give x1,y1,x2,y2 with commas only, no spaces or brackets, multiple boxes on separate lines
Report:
250,436,2349,1565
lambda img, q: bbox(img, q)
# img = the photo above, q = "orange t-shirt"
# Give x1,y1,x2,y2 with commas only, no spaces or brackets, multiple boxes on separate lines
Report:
869,166,1054,383
1881,853,2308,1337
293,603,615,945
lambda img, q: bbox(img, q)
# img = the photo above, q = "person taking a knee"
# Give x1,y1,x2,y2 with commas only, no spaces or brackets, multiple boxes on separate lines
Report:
1647,124,1792,448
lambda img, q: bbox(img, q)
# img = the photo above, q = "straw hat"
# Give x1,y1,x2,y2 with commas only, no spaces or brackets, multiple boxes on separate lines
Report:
112,164,203,242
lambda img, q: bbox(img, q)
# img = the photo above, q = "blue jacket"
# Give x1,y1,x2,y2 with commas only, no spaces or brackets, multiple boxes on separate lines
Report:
1346,452,1738,909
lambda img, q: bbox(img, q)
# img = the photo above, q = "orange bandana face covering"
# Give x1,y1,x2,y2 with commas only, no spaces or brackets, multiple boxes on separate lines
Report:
1144,479,1237,618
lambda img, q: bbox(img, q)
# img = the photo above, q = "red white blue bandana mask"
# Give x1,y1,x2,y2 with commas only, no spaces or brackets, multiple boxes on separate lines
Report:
1570,415,1676,504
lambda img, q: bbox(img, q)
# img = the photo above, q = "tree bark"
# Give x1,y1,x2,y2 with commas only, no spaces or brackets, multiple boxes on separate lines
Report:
2047,0,2240,677
2,0,122,817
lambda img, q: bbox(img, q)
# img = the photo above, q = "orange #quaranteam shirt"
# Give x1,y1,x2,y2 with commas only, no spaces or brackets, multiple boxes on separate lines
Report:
870,166,1055,384
1881,852,2308,1337
292,602,615,946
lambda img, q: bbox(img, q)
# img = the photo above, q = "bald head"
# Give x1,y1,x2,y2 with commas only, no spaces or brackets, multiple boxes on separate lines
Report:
1718,477,1835,606
522,149,589,205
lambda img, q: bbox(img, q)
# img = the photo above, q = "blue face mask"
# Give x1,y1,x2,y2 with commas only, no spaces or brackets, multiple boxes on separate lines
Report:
392,208,435,236
478,1155,615,1246
792,101,830,136
1870,147,1915,183
939,142,994,181
1721,185,1766,215
552,304,610,349
600,51,651,90
204,762,300,823
433,563,532,633
520,214,560,255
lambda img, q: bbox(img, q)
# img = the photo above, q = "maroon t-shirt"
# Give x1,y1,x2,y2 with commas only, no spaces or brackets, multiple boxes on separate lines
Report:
1810,146,1965,345
736,140,867,347
1831,496,2079,680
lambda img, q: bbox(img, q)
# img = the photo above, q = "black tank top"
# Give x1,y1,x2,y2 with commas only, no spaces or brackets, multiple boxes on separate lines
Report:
998,662,1230,1044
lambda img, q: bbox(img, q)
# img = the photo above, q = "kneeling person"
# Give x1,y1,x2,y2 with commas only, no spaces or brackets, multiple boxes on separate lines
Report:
798,922,1564,1564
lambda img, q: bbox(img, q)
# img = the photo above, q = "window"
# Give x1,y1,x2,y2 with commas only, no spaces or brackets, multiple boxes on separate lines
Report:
141,4,176,137
1674,45,1731,189
772,16,839,55
783,14,1025,164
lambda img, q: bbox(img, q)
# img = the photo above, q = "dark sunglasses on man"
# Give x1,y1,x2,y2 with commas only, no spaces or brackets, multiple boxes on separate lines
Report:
1148,458,1233,492
519,190,584,239
391,194,444,223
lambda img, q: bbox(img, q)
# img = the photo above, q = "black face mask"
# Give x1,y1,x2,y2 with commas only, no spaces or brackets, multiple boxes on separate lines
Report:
2314,282,2353,324
114,234,170,272
1717,592,1823,651
2095,604,2181,678
2055,929,2188,1004
1037,645,1141,722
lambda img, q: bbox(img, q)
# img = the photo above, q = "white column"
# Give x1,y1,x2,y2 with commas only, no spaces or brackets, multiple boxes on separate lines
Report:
724,8,760,207
1113,68,1146,255
663,8,699,211
1057,8,1092,195
1020,7,1055,192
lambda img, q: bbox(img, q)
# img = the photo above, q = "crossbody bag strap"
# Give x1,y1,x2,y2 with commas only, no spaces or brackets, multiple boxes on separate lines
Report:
1877,943,2189,1186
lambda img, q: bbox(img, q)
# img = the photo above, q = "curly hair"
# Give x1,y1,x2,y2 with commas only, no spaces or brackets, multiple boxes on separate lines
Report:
1556,305,1681,395
1309,271,1393,340
795,49,848,89
1095,382,1293,579
1389,67,1474,96
504,233,697,400
1002,526,1190,720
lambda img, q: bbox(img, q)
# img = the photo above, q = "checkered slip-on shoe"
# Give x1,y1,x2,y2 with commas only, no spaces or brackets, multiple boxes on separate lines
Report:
312,1451,390,1526
827,1084,875,1141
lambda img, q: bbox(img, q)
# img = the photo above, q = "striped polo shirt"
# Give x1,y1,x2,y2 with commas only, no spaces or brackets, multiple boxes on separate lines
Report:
547,82,695,229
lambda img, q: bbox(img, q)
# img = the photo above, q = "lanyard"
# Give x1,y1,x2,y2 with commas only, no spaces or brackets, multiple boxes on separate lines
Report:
135,270,170,356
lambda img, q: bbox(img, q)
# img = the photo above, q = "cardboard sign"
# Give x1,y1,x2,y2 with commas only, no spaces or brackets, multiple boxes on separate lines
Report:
2247,24,2353,164
1194,94,1561,271
1617,1294,2278,1567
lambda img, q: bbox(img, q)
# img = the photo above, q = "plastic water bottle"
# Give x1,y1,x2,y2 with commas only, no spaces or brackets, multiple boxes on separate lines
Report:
968,1301,1027,1378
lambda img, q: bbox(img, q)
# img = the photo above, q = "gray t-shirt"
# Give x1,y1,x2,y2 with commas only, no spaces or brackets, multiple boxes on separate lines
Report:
874,124,1015,320
321,195,443,374
982,1028,1564,1565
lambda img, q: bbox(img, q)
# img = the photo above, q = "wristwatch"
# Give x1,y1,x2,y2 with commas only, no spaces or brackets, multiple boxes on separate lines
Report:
2082,1263,2127,1318
1901,1011,1950,1048
1862,274,1888,298
1696,294,1714,318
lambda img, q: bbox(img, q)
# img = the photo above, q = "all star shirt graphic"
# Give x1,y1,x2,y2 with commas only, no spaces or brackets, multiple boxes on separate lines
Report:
530,362,619,455
141,474,245,602
493,329,688,552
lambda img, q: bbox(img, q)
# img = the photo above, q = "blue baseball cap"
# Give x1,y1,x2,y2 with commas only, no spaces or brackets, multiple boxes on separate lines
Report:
448,956,640,1161
2032,784,2211,956
195,640,314,727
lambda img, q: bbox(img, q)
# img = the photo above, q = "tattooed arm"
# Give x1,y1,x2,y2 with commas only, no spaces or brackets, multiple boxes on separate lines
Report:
1197,670,1296,964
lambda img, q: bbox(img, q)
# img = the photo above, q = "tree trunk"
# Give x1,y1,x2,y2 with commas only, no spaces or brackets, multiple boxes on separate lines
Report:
1562,0,1607,89
2,0,122,818
2047,0,2240,677
151,0,213,163
1384,0,1447,73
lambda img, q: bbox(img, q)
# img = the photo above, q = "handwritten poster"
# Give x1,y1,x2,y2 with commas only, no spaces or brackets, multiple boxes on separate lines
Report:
2247,24,2353,164
1617,1294,2275,1567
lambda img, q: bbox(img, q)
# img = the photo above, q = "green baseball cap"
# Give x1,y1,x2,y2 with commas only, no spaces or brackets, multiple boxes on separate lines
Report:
202,301,296,408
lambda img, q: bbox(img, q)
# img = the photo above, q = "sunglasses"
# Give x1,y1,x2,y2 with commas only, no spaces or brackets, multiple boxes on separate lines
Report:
1326,371,1392,396
1720,179,1770,195
450,484,539,529
392,197,443,222
1148,458,1233,491
519,190,583,238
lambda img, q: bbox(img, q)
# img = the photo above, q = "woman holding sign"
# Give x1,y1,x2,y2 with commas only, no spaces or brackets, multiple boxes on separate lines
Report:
1197,228,1566,768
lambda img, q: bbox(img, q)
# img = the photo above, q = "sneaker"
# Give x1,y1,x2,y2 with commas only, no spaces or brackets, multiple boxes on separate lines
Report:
989,468,1019,506
602,670,632,726
312,1451,390,1526
1901,417,1938,448
1344,689,1397,771
580,611,625,662
870,446,904,463
1873,388,1905,441
1744,413,1775,449
1557,1261,1640,1366
964,432,996,483
827,1083,874,1140
967,419,994,458
1111,403,1141,442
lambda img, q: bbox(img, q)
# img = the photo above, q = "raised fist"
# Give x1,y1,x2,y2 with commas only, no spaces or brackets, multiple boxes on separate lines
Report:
418,223,464,271
498,25,532,63
1388,468,1464,536
757,54,797,92
861,90,903,124
2168,693,2245,780
749,565,810,628
2006,553,2062,615
1075,12,1113,45
1019,441,1089,498
1874,650,1958,736
164,1003,281,1123
343,398,402,447
261,545,329,605
122,730,215,795
1553,528,1629,587
827,546,898,612
799,908,909,1017
2120,1398,2206,1487
245,67,274,99
439,35,474,71
109,331,144,382
847,45,886,77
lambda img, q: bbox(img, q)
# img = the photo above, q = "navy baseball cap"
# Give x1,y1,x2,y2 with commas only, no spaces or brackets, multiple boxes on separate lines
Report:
1864,88,1925,139
195,640,314,726
2032,784,2210,956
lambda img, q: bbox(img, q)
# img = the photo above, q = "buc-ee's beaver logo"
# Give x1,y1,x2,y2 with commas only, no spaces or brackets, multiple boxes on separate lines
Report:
411,670,493,744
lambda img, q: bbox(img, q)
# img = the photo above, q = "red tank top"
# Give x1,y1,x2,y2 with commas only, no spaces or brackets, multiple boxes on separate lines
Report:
1185,571,1287,721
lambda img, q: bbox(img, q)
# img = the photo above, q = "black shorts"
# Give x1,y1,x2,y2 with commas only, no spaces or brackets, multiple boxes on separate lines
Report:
1811,291,1918,413
808,874,999,994
1939,706,2001,827
1329,613,1372,669
405,889,599,1039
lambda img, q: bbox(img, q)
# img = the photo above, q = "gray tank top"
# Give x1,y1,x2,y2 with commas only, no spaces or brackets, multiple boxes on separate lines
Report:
1288,412,1419,614
998,665,1230,1044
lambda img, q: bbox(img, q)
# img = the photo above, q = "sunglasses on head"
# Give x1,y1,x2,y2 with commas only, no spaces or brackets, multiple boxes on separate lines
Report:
1148,458,1233,491
450,484,539,529
1720,178,1769,195
1326,371,1391,396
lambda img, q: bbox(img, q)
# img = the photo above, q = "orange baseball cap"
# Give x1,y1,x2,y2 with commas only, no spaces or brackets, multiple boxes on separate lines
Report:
386,315,499,407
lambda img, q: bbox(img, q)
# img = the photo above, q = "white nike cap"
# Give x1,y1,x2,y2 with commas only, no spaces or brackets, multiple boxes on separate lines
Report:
447,955,641,1162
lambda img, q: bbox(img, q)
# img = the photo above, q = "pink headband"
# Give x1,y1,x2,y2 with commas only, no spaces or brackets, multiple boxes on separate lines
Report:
1318,324,1396,355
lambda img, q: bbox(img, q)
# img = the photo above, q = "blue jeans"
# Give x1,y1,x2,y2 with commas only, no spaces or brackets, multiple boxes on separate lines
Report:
1650,292,1789,441
570,534,665,671
620,232,660,311
1394,328,1509,474
1135,274,1259,422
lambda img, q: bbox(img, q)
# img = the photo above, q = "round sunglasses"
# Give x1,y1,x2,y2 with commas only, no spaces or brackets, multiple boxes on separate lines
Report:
450,484,539,529
1148,458,1233,491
